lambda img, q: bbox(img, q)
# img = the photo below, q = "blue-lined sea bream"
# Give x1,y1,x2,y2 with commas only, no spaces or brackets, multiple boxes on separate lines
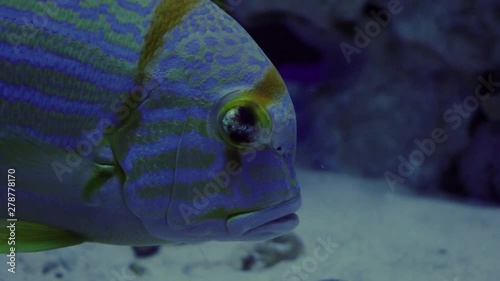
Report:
0,0,300,252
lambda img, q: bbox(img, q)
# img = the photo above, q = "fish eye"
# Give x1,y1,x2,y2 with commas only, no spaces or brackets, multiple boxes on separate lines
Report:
221,106,259,143
218,100,272,147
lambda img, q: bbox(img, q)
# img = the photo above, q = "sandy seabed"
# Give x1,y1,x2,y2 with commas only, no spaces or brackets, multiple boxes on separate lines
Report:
2,169,499,281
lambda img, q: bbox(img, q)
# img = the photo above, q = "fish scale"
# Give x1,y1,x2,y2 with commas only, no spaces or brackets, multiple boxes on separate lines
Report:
0,0,300,252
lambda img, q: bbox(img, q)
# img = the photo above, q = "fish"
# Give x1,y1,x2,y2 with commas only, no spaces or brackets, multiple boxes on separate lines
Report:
0,0,300,252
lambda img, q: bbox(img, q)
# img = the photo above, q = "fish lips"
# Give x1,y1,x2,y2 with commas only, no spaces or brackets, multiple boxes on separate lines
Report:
226,196,301,238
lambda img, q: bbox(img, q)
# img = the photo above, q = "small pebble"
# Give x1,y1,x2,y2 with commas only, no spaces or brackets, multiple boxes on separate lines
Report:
132,246,161,258
229,233,305,271
42,260,69,279
129,262,147,276
438,248,448,255
42,261,59,274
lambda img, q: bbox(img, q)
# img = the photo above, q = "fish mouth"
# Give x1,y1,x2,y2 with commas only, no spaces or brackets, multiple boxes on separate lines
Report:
226,196,301,238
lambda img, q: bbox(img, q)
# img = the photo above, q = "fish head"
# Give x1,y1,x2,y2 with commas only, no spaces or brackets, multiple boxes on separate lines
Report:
132,0,300,243
165,69,301,241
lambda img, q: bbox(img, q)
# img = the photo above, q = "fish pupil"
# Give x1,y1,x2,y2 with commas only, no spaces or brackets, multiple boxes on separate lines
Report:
222,106,260,143
237,106,257,126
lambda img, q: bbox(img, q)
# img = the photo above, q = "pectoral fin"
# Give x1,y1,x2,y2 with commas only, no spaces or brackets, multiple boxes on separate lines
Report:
0,221,84,253
0,130,117,205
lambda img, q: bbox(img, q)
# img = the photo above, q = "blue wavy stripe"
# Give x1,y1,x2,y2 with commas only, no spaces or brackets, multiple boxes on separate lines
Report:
117,0,158,14
119,136,180,173
0,5,141,65
126,170,175,192
141,107,208,123
0,83,101,117
1,124,88,149
0,42,133,93
53,1,144,44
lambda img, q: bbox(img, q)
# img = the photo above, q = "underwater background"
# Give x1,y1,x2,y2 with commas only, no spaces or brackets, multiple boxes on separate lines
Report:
2,0,500,280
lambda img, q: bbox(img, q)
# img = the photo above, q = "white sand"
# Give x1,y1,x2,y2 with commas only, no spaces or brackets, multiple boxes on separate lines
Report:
3,169,499,281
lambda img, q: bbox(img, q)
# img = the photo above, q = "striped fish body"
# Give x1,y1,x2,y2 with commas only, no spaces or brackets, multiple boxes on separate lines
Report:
0,0,300,251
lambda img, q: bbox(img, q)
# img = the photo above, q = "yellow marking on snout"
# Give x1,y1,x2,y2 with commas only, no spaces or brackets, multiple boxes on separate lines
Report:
241,66,287,107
